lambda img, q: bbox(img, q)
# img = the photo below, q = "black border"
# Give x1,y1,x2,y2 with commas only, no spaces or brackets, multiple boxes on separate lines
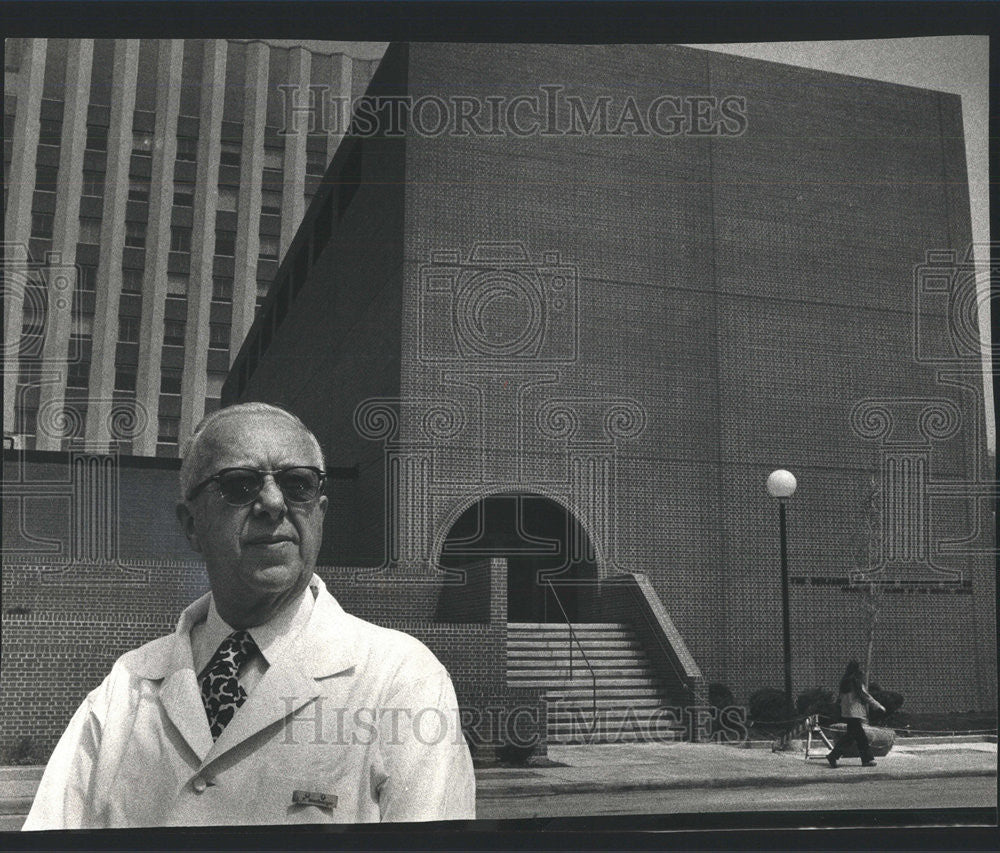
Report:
2,2,997,850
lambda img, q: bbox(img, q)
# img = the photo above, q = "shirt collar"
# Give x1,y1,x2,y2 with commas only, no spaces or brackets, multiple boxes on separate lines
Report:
192,582,315,675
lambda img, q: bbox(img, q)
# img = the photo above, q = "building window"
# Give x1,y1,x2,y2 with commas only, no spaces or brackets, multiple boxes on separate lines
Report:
118,316,139,343
209,322,230,350
258,234,279,260
35,163,58,192
78,217,101,244
220,141,241,167
132,130,154,156
166,273,188,296
125,221,146,248
163,318,186,347
170,226,191,253
86,124,108,152
176,135,197,162
114,369,136,392
38,118,62,147
306,148,327,176
78,264,96,292
82,170,104,197
31,213,54,239
128,177,150,203
67,362,90,389
212,275,233,302
157,416,180,444
71,315,94,339
261,187,282,216
122,268,143,293
263,146,282,170
160,370,182,395
217,185,238,212
17,408,38,437
215,229,236,257
173,182,195,207
206,372,227,399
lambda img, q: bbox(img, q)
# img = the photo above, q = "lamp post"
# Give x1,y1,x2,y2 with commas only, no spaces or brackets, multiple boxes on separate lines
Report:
766,469,797,712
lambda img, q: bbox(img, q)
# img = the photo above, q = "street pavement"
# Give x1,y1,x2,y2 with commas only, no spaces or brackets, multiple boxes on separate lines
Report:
1,737,995,830
475,737,997,799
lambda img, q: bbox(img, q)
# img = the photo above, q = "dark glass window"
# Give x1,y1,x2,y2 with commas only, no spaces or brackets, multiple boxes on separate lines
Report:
122,268,143,293
212,275,233,302
67,362,90,389
38,118,62,147
132,130,154,156
35,163,58,192
209,322,230,350
215,229,236,257
78,264,96,292
176,135,197,162
128,177,149,203
220,141,241,167
163,319,186,347
31,213,54,239
170,226,191,253
258,234,278,260
160,371,182,395
114,369,136,392
86,123,108,152
118,316,139,342
158,416,180,443
81,170,104,197
78,217,101,243
125,221,146,248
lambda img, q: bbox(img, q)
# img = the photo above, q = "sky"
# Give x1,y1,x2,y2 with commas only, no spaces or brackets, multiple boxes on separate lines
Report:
682,37,993,455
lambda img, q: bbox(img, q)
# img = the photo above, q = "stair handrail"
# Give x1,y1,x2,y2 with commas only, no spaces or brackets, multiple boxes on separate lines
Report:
544,579,598,739
605,572,706,708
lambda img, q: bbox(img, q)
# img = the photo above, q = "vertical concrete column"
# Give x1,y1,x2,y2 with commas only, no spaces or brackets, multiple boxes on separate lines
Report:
280,46,311,257
230,40,269,352
85,39,140,449
36,39,94,451
133,39,183,457
3,38,48,433
325,52,353,164
179,39,227,443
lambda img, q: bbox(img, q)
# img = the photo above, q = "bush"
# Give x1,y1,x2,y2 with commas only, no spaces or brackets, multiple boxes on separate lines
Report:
868,683,905,725
748,687,794,725
795,687,838,722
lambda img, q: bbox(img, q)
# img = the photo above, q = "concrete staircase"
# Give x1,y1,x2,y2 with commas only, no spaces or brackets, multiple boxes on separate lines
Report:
507,623,687,745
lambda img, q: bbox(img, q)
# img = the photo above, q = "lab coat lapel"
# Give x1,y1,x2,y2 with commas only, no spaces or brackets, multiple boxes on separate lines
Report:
159,668,214,762
149,593,215,762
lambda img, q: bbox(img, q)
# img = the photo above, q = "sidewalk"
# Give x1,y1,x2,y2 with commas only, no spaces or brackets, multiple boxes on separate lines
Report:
2,739,995,829
476,738,998,799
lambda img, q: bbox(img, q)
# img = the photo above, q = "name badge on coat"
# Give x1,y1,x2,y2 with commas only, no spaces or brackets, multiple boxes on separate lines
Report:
292,789,338,810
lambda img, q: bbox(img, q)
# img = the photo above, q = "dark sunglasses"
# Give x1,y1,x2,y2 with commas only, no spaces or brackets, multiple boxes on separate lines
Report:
186,466,327,506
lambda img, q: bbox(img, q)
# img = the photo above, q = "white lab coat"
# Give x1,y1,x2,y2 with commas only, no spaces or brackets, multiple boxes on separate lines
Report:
23,576,476,828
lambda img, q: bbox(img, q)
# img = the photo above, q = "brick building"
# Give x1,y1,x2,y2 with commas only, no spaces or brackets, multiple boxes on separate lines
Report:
1,42,994,761
227,43,995,715
3,38,381,456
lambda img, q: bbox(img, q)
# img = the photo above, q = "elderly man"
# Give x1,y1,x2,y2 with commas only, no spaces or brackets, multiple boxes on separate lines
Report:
24,403,476,828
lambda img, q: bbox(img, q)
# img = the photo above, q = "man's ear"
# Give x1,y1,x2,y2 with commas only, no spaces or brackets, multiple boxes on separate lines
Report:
176,502,202,553
318,494,328,521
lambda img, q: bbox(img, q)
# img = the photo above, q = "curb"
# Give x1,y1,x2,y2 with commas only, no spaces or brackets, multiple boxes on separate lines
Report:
475,767,998,799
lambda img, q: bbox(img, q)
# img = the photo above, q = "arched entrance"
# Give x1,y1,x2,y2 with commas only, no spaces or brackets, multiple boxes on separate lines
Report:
439,493,597,622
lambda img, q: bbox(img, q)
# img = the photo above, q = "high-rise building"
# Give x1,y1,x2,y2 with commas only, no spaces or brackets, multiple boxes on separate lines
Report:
3,38,385,456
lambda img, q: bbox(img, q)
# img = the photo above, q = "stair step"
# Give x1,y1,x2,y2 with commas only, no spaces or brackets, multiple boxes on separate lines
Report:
507,642,643,653
0,814,26,831
545,697,666,709
508,668,657,680
508,630,636,641
544,688,666,700
549,730,685,745
507,655,647,671
509,623,630,630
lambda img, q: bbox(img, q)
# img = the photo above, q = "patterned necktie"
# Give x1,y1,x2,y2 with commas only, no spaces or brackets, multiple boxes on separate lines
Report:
199,630,257,740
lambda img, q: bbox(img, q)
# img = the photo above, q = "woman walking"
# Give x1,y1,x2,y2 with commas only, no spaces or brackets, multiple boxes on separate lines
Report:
826,659,886,768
